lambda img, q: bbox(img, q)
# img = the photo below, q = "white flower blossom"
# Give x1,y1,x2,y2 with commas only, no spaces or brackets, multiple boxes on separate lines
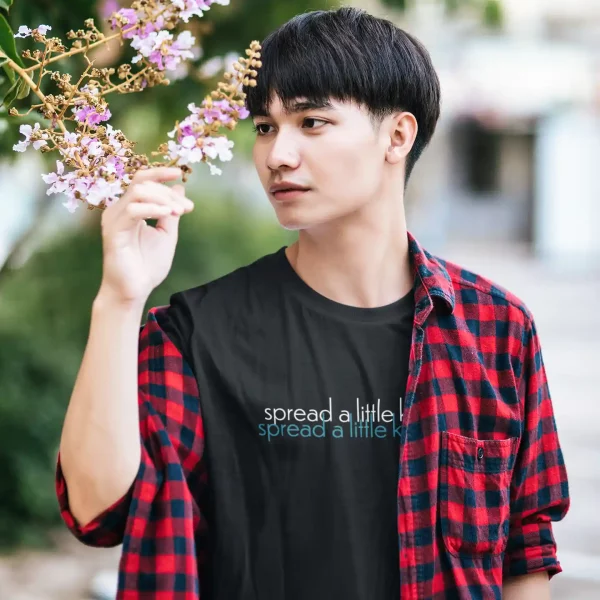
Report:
85,178,125,206
13,25,32,38
13,123,47,151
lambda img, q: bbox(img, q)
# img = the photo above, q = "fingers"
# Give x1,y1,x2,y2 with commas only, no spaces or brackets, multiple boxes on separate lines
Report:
113,182,193,226
101,168,194,230
128,181,193,211
123,202,178,222
155,184,193,233
130,166,182,185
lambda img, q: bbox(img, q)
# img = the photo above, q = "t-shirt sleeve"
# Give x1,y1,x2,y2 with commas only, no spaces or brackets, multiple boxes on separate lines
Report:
55,303,205,548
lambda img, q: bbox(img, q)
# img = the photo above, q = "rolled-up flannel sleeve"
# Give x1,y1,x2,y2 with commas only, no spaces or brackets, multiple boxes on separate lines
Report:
503,315,570,578
55,452,135,546
55,307,206,553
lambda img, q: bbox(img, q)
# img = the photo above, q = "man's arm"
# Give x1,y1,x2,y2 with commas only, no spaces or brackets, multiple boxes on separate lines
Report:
503,571,550,600
503,314,570,580
56,303,207,550
58,289,145,529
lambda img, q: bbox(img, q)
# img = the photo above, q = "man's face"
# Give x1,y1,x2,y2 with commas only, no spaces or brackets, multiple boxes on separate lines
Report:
251,95,392,230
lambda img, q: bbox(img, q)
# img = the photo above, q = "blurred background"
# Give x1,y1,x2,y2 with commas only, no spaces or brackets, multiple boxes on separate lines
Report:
0,0,598,598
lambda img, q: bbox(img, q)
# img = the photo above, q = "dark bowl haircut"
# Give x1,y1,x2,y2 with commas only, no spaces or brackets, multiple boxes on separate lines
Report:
243,7,442,185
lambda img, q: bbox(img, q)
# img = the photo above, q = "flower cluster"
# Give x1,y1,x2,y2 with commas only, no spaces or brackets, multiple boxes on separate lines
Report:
160,45,260,175
1,0,261,212
39,124,138,212
110,0,229,72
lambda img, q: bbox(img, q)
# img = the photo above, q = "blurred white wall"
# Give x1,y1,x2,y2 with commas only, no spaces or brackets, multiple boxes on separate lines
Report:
535,109,600,269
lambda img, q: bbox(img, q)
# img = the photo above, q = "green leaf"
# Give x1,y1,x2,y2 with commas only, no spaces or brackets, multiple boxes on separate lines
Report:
1,76,19,105
16,75,28,99
2,62,15,84
0,13,25,70
0,1,14,12
0,64,13,90
1,75,28,107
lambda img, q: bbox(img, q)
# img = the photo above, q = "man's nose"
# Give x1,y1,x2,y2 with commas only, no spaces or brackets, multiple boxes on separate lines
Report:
266,129,301,171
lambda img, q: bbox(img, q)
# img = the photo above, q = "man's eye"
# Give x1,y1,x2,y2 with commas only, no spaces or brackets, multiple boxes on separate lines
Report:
252,118,328,136
252,123,272,136
303,118,327,130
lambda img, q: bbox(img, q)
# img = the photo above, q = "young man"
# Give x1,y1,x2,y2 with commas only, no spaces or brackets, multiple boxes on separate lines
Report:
56,7,569,600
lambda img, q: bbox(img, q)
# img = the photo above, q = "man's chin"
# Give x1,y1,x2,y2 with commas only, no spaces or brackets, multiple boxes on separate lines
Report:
273,206,337,231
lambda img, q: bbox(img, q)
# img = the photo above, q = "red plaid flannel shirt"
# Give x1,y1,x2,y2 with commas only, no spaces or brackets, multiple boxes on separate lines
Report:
55,232,569,599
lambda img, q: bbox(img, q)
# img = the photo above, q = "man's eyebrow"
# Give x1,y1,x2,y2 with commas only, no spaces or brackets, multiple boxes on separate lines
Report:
283,100,335,114
254,99,335,118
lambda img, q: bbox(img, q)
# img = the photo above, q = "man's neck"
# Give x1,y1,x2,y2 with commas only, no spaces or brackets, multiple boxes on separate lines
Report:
285,207,413,309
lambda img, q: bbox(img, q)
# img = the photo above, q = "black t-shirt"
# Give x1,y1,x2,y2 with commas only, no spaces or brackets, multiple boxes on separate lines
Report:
159,246,414,600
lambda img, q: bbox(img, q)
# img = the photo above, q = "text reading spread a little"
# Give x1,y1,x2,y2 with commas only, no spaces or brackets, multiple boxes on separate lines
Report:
257,397,404,441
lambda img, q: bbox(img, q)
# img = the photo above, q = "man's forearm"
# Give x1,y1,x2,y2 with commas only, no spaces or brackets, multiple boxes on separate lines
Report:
58,289,145,528
503,571,550,600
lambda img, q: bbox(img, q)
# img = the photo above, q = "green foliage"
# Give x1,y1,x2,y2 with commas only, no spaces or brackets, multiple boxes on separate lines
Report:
0,13,24,71
380,0,503,27
0,0,105,161
0,0,338,163
0,13,30,109
0,189,292,550
379,0,408,10
483,0,503,29
0,0,312,549
0,328,73,550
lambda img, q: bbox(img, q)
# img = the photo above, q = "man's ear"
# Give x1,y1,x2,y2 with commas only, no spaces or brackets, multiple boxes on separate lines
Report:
385,111,418,165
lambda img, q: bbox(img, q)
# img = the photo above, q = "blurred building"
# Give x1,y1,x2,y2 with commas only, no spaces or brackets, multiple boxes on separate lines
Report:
369,0,600,269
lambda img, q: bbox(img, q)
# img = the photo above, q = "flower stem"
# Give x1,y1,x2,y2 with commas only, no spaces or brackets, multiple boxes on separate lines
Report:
103,65,150,95
2,54,86,169
22,7,170,74
3,55,67,133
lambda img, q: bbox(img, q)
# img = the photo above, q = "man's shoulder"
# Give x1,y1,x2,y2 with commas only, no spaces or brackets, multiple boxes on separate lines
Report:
433,254,534,325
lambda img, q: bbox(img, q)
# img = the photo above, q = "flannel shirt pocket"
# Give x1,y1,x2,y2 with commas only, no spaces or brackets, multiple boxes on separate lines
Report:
440,431,518,557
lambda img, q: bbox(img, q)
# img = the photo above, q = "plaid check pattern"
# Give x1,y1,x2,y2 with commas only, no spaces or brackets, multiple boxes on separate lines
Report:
55,231,570,599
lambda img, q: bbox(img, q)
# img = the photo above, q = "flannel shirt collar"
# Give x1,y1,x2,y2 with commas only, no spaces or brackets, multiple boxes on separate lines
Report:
407,231,456,318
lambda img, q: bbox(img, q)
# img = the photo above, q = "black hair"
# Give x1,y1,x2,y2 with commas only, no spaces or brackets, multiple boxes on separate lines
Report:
243,6,442,186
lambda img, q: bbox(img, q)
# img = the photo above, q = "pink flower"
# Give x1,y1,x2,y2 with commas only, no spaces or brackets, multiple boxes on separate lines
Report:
131,29,195,71
111,8,140,39
99,0,120,20
73,105,112,126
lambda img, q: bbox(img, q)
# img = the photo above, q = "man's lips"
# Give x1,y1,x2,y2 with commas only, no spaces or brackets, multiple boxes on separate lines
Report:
271,188,310,200
269,182,311,193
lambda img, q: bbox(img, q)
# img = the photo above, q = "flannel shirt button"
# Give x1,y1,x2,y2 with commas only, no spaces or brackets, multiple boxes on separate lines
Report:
477,446,484,460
